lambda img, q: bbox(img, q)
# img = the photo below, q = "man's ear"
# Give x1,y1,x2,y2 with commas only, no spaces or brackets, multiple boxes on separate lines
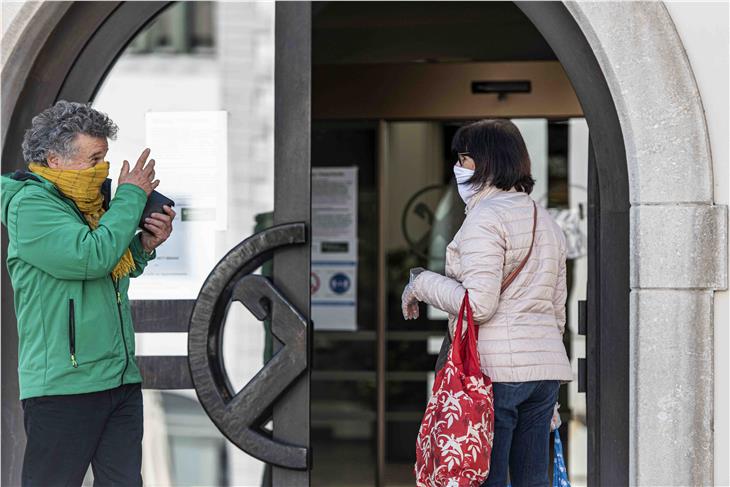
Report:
46,152,61,168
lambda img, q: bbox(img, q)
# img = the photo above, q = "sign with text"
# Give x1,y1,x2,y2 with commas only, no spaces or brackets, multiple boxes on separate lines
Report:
311,167,358,330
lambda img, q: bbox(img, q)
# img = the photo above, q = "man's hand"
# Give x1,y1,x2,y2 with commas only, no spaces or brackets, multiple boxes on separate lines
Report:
119,148,159,196
140,205,175,253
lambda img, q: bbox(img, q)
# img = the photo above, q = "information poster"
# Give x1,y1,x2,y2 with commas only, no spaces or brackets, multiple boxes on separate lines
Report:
127,111,228,300
311,167,358,330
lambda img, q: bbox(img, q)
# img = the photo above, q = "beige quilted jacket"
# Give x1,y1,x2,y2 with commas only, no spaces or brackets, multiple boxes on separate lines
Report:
413,184,573,383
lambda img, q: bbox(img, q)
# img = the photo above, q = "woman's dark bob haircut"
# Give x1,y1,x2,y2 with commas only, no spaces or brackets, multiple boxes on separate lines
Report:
451,119,536,194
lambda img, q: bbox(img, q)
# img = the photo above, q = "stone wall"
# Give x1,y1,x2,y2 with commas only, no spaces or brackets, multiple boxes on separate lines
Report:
566,2,728,484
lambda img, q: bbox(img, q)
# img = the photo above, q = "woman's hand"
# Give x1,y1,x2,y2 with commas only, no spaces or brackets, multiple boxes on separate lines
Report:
141,205,175,252
402,284,419,320
402,267,426,320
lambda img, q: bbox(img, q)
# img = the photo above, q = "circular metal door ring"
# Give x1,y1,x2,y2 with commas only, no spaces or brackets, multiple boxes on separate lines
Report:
188,222,309,470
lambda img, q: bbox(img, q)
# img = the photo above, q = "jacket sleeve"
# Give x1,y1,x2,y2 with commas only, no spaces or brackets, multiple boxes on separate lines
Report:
128,232,157,278
553,246,568,335
12,184,148,280
413,208,505,324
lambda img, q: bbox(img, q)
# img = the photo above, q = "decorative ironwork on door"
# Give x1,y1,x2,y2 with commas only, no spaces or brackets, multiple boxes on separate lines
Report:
136,223,310,469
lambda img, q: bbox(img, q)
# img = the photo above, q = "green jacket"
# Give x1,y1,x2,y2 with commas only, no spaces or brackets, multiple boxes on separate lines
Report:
1,170,156,400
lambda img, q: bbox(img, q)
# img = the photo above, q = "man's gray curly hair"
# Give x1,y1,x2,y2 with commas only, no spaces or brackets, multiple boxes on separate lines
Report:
21,100,118,165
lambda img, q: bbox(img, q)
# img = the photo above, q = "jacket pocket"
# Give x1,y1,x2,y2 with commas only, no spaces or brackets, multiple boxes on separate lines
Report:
68,299,78,368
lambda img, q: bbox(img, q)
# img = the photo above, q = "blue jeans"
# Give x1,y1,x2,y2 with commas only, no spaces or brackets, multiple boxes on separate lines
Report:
482,380,560,487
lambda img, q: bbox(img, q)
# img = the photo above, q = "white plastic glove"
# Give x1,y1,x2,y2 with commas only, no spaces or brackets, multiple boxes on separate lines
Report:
402,267,426,320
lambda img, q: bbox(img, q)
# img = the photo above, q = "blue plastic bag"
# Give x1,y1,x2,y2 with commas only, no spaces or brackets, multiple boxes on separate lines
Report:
552,429,571,487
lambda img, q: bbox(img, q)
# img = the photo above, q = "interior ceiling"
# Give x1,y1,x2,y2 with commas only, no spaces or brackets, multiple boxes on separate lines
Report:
312,1,558,65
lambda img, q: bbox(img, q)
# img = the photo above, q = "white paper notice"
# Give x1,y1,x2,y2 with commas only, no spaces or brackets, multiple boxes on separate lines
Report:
128,111,228,300
311,167,358,331
145,111,228,231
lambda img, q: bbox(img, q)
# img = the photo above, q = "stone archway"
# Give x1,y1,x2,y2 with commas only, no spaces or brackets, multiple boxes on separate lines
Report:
565,2,726,485
1,2,726,486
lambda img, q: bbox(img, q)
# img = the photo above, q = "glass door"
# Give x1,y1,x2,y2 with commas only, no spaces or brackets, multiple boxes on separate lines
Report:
91,2,312,486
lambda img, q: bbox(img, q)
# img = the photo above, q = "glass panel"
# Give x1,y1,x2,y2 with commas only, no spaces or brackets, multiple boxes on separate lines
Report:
384,121,451,485
92,2,275,485
310,121,379,486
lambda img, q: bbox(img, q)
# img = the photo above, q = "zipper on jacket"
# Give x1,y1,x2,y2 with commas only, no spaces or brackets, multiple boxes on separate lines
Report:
69,299,78,368
113,278,130,386
57,193,131,384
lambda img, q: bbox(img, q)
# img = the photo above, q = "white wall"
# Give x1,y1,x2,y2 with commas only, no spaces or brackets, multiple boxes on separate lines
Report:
664,2,730,484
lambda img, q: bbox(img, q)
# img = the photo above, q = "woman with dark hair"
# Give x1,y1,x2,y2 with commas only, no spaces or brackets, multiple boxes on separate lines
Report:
402,119,572,486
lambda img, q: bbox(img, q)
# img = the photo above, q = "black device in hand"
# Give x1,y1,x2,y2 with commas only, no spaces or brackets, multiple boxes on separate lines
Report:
139,190,175,229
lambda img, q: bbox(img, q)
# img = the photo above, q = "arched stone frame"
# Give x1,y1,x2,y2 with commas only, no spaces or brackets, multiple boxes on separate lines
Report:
0,2,726,486
563,2,727,485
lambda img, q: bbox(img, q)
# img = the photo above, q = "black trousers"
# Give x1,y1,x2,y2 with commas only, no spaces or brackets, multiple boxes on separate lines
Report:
21,383,143,487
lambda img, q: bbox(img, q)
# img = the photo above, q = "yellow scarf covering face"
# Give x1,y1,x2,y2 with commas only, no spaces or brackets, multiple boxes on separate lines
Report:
29,161,136,281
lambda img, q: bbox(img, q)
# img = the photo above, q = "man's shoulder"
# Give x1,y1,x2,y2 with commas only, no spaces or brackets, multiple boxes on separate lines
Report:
9,184,69,215
15,184,47,197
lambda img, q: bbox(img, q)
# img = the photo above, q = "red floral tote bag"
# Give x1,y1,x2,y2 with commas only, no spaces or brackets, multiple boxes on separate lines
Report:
415,291,495,487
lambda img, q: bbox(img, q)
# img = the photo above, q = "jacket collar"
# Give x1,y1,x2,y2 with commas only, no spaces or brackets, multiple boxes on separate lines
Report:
464,183,517,214
6,170,113,218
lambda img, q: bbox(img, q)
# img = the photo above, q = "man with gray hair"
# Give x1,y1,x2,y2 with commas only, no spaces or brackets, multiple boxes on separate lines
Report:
1,100,175,486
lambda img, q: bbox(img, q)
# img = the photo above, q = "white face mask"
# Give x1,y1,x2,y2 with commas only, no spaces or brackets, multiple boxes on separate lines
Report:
453,165,477,204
